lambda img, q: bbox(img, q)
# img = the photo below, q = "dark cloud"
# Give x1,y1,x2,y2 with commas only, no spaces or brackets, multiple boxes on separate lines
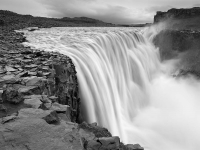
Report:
37,0,152,24
146,5,173,13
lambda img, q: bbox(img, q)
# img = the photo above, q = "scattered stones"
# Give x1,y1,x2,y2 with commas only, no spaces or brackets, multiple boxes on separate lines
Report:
24,96,42,109
79,122,112,138
5,66,17,72
42,110,59,124
50,102,70,113
1,74,20,84
1,115,17,124
85,136,120,150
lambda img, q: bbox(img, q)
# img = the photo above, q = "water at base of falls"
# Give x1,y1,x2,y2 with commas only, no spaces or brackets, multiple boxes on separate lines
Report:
23,27,200,150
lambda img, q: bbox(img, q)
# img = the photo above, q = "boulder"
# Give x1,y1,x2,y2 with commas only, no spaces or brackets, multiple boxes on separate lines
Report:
125,144,144,150
50,102,70,113
24,95,42,109
0,74,20,84
42,110,59,124
3,84,41,104
86,136,120,150
5,66,17,72
79,122,112,138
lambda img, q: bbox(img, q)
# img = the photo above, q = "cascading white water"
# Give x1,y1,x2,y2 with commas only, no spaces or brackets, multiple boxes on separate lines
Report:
23,27,200,150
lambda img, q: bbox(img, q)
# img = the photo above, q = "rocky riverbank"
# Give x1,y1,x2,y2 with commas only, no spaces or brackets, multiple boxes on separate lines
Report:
0,10,143,150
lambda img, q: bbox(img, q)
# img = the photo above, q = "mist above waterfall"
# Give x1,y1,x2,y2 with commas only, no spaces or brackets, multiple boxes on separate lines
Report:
23,27,200,150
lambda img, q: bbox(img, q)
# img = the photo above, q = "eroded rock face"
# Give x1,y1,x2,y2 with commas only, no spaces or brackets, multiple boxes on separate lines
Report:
154,7,200,23
0,30,80,122
0,108,143,150
153,29,200,75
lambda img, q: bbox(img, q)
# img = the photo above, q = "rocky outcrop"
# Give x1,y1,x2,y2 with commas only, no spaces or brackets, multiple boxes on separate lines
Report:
0,109,143,150
0,28,80,122
153,29,200,75
153,6,200,78
154,7,200,23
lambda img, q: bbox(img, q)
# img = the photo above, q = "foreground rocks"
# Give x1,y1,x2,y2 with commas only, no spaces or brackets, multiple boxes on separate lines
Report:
0,111,144,150
0,47,80,122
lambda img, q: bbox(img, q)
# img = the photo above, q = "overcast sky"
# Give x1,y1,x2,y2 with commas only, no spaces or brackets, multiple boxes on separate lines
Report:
0,0,199,24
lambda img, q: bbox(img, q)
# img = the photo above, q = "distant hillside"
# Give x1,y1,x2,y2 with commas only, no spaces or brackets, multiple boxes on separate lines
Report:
153,7,200,30
0,10,115,30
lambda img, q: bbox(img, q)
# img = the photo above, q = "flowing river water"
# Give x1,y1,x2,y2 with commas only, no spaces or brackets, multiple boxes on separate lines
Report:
23,27,200,150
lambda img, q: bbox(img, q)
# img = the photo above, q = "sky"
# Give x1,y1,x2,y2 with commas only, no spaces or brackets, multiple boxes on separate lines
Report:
0,0,200,24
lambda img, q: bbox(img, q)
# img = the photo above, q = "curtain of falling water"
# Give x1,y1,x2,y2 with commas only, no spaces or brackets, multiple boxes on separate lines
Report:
23,27,200,150
23,27,161,143
65,31,161,141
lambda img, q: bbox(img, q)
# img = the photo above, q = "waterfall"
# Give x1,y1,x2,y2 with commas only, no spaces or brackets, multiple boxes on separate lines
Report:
23,27,200,150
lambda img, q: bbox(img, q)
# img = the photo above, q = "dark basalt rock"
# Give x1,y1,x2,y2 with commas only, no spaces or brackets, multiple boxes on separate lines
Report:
42,110,59,124
79,122,112,138
0,19,4,26
154,7,200,23
0,27,80,122
153,29,200,75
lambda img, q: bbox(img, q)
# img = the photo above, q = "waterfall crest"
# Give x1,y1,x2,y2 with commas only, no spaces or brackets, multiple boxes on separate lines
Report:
23,27,200,150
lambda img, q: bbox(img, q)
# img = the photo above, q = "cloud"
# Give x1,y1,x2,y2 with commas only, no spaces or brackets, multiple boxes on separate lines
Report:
0,0,47,16
37,0,153,24
193,4,200,7
146,5,173,13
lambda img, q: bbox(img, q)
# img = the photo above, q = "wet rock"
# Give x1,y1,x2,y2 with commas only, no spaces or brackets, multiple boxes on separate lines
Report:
79,122,112,138
125,144,144,150
86,136,120,150
27,27,39,32
42,110,59,124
